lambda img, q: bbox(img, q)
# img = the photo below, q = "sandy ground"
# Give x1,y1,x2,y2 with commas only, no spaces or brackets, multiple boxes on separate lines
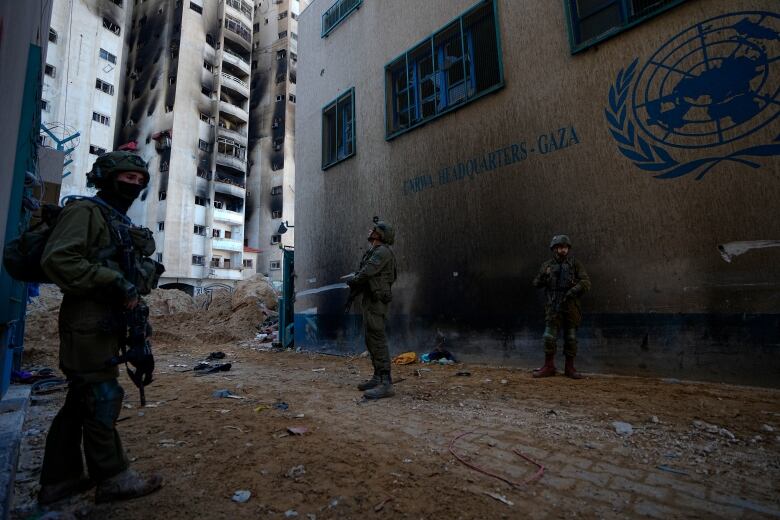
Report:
10,287,780,519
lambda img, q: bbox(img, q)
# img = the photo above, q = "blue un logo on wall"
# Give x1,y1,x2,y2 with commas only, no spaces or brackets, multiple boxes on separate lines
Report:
606,12,780,179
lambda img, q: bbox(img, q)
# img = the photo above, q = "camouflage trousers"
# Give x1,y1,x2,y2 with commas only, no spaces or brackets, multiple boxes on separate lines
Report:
542,313,579,358
362,297,391,373
40,379,129,485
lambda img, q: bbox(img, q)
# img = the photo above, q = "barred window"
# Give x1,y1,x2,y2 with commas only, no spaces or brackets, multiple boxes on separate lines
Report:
321,0,362,38
102,17,121,35
92,112,110,125
95,78,115,95
49,28,58,43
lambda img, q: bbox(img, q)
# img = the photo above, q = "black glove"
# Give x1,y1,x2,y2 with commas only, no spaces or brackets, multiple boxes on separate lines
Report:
126,342,155,386
114,277,139,306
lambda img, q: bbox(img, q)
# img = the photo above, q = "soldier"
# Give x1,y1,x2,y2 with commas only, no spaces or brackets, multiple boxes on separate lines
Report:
347,218,398,399
532,235,591,379
37,151,164,504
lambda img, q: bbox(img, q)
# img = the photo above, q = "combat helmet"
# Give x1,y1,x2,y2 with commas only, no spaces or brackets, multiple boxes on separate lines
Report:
372,217,395,245
549,234,572,249
87,150,150,189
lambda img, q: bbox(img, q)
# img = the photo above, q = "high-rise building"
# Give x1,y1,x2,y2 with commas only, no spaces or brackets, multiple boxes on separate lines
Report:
245,0,307,282
119,0,257,294
41,0,133,198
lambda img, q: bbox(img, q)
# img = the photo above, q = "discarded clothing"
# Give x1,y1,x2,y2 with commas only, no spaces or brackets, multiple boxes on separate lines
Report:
392,352,418,365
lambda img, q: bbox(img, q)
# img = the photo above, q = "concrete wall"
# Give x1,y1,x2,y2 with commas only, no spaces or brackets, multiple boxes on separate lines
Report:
294,0,780,386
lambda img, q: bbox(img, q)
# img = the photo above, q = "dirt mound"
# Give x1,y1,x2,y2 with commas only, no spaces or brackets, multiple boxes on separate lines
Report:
231,275,278,311
23,284,62,367
145,288,197,316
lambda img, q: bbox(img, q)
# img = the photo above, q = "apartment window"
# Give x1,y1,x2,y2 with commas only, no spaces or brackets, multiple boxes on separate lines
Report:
289,72,296,84
253,23,259,33
385,0,503,139
159,191,167,200
211,257,221,268
225,15,251,43
201,86,213,98
291,32,297,41
225,230,232,239
243,259,253,268
95,78,115,95
89,145,107,155
156,253,163,263
224,259,232,269
157,222,165,231
278,31,287,39
217,137,246,159
276,94,284,102
194,224,206,234
41,99,50,112
322,88,355,169
291,12,298,20
189,2,202,14
203,60,214,72
271,234,281,244
278,11,287,19
199,112,213,125
276,73,286,84
212,229,221,238
272,210,282,219
289,94,296,103
192,255,205,265
276,49,287,60
195,196,207,207
197,168,209,179
206,33,216,47
103,17,121,35
99,48,117,64
198,139,211,152
92,112,110,126
49,29,58,43
270,260,281,270
321,0,362,38
290,52,297,62
270,185,282,195
45,64,56,78
271,159,284,171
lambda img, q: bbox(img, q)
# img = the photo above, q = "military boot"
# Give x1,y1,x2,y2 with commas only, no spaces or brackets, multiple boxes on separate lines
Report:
38,476,94,505
357,369,380,391
532,353,556,378
363,371,395,400
95,468,163,503
564,355,584,379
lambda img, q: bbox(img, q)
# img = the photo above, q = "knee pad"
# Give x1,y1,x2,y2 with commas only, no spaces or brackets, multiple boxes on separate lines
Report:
542,326,556,342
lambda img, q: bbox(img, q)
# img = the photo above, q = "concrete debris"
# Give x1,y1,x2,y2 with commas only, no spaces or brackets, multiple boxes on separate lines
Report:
284,510,299,518
232,490,251,503
286,465,306,479
650,416,660,424
761,424,775,432
613,421,634,435
483,491,513,506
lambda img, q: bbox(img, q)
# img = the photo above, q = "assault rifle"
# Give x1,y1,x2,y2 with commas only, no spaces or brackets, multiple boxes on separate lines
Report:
108,302,154,406
342,272,359,314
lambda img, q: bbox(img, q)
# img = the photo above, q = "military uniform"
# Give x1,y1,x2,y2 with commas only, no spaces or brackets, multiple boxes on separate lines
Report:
37,151,163,504
532,235,590,378
352,243,397,373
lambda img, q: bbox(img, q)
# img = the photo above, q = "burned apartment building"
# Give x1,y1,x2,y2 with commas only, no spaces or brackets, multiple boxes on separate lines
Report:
245,0,307,283
41,0,134,200
118,0,258,294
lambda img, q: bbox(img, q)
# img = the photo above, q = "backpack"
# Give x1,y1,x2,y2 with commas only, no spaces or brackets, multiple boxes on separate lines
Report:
2,196,132,284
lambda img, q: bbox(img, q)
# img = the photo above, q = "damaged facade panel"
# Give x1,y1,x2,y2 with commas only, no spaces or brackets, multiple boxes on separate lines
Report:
294,0,780,386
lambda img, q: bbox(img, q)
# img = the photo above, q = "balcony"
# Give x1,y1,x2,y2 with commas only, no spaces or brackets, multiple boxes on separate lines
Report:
220,71,249,98
209,267,244,281
215,178,246,199
224,16,251,50
224,0,253,26
219,100,249,123
213,207,244,224
217,125,247,145
212,237,244,253
216,152,246,172
222,48,250,75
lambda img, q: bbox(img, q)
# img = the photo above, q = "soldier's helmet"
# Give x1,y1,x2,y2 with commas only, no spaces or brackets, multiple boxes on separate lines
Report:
86,151,150,189
373,220,395,245
549,234,572,249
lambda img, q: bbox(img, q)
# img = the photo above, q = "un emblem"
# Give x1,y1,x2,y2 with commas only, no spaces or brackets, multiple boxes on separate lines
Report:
606,12,780,179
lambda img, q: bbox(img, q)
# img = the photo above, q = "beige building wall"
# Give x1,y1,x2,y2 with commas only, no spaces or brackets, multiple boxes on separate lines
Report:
295,0,780,384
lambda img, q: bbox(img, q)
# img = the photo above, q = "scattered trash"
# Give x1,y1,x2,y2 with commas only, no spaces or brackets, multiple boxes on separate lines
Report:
287,426,309,436
196,362,232,375
284,511,298,518
392,352,418,365
207,351,226,360
402,459,412,464
483,491,513,506
374,497,393,512
455,371,471,377
657,465,689,476
213,389,244,399
650,415,660,424
612,421,634,435
254,405,269,413
500,379,508,385
294,413,305,419
286,465,306,479
224,426,248,433
761,424,775,433
274,402,290,411
167,364,188,368
546,409,558,416
232,490,251,503
311,368,326,372
662,378,681,384
483,379,492,384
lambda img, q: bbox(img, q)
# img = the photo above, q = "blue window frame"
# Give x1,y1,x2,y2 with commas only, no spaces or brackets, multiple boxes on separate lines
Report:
565,0,688,54
385,0,503,140
322,0,362,38
322,88,355,170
